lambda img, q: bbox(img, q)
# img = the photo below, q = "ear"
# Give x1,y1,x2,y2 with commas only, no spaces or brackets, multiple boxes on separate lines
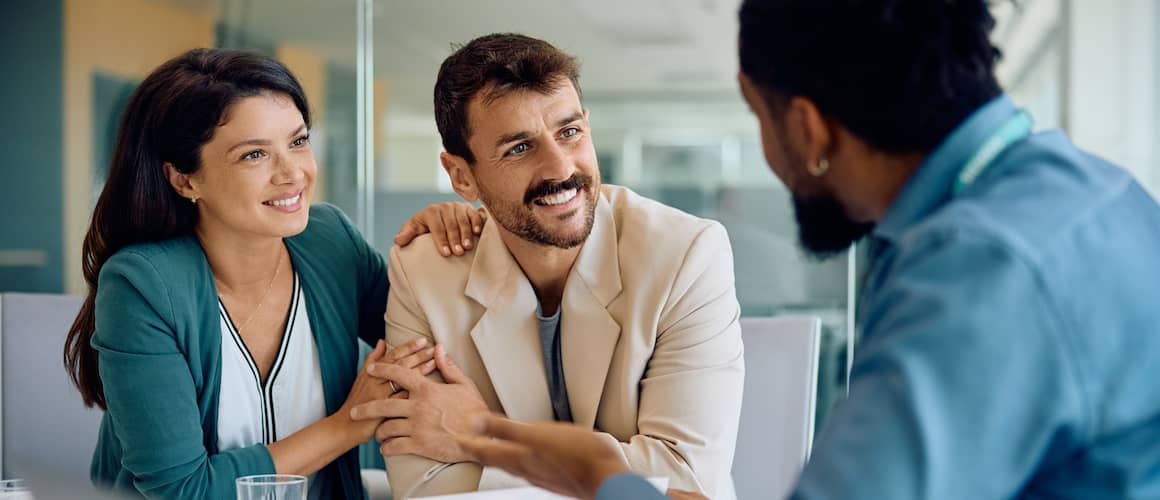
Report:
164,162,201,201
440,152,479,203
786,97,834,168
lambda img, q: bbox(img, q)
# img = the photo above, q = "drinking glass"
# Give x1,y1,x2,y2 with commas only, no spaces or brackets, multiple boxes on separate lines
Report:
236,474,306,500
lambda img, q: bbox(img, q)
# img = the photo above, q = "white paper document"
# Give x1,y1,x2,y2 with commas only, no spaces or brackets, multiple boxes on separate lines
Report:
412,477,669,500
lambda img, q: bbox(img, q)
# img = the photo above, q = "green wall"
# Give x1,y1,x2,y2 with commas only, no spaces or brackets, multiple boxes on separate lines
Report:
0,0,64,292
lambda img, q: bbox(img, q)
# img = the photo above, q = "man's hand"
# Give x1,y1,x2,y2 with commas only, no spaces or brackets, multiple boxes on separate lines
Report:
456,415,631,500
394,202,487,256
350,345,488,463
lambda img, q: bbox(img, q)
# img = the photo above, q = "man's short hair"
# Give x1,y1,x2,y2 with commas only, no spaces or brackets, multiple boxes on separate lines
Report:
739,0,1003,154
434,33,582,164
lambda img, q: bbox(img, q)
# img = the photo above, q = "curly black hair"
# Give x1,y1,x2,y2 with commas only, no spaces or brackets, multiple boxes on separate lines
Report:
739,0,1004,154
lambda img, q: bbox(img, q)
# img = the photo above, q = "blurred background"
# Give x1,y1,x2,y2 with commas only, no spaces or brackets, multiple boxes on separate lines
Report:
2,0,1158,433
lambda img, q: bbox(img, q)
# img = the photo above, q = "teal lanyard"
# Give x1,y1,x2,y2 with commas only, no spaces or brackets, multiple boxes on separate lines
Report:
952,110,1034,195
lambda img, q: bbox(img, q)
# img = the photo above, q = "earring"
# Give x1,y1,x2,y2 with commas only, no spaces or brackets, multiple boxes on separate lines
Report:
190,197,198,204
808,157,830,177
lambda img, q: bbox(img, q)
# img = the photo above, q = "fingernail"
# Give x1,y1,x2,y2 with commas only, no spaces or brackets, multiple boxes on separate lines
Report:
413,337,427,348
441,246,451,256
454,245,464,253
425,347,436,356
350,408,361,419
463,239,472,248
474,226,481,233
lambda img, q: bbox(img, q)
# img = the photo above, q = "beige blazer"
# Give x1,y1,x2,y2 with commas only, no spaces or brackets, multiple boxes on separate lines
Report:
384,185,744,499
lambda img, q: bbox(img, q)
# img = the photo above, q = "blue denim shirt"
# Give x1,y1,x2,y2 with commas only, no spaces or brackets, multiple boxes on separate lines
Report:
598,96,1160,499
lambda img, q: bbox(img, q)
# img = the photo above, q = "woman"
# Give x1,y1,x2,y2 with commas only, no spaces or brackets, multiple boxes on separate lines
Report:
62,48,479,499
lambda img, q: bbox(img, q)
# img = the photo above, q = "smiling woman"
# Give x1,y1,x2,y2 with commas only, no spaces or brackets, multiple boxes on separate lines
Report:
59,48,482,500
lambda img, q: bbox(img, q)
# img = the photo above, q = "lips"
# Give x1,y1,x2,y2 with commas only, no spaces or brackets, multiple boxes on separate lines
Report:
525,175,593,206
263,192,301,207
534,188,578,206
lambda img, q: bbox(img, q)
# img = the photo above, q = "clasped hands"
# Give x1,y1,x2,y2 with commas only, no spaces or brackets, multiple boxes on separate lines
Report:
349,338,489,464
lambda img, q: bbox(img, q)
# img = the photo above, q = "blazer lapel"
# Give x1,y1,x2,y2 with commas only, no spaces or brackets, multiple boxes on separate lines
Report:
561,195,623,429
465,221,555,422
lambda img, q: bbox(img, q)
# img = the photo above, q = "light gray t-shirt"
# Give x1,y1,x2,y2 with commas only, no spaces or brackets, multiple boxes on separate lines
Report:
536,304,573,422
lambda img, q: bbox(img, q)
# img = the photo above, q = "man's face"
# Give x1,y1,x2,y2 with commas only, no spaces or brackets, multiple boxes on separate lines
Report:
460,79,601,249
738,73,873,258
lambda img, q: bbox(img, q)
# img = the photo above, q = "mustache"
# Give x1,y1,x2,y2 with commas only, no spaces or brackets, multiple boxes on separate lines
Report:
524,174,593,205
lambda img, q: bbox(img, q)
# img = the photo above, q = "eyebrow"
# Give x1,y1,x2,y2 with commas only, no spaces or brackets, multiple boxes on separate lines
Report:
226,124,308,155
492,112,585,150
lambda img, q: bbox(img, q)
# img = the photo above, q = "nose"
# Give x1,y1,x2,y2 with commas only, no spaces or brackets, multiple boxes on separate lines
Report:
272,153,306,185
539,139,576,182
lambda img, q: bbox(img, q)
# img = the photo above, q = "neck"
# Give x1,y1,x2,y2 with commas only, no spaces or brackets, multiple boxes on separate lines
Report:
833,150,926,222
497,229,581,316
195,223,286,294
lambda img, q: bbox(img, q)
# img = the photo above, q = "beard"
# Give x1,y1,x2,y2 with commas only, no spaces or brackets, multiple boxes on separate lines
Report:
479,173,599,249
792,193,875,259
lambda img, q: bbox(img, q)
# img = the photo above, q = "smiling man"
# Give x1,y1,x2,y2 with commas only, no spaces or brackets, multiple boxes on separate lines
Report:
350,33,744,499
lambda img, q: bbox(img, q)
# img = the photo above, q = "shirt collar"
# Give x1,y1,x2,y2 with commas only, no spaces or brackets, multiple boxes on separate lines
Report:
873,95,1019,242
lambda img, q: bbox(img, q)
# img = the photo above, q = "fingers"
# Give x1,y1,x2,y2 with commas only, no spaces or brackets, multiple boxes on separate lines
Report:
423,209,451,257
395,346,436,371
383,337,427,364
365,339,387,364
393,220,423,247
440,210,465,256
434,344,469,385
379,436,421,457
350,398,412,421
469,208,487,235
454,204,476,250
374,418,413,442
366,361,429,392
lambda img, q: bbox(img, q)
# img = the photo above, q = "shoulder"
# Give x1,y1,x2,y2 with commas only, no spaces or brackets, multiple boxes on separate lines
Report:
915,132,1140,269
602,184,731,268
388,233,473,290
99,236,205,294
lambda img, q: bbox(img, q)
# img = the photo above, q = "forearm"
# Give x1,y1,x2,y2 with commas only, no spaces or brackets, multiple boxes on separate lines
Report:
268,414,367,476
594,432,708,494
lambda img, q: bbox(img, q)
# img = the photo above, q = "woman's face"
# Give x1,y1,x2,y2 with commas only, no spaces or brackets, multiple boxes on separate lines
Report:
183,92,316,242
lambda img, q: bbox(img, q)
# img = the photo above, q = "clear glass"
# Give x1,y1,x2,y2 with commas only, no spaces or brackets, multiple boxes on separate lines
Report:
0,479,33,500
236,474,307,500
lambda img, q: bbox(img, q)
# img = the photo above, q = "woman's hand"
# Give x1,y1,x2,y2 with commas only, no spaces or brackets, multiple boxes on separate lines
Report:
394,202,488,257
336,339,437,442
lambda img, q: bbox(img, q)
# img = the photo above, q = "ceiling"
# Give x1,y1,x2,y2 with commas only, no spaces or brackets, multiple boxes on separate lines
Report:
159,0,1047,117
164,0,745,113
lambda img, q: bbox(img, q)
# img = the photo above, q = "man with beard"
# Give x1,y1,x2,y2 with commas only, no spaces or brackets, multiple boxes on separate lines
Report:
443,2,1160,500
348,33,744,499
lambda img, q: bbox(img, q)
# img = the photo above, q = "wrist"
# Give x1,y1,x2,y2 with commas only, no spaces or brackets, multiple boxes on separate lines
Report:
325,412,370,449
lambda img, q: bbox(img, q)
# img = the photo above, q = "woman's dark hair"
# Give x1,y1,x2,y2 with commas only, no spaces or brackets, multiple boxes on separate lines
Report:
739,0,1004,154
64,48,311,409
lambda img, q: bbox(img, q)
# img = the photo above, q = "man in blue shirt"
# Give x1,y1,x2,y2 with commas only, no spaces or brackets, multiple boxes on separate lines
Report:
453,0,1160,499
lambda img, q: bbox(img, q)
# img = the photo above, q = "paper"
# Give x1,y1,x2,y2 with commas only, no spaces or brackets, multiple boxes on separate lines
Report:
413,477,669,500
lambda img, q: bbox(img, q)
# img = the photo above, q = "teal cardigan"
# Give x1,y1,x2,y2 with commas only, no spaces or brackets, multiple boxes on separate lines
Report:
90,204,389,499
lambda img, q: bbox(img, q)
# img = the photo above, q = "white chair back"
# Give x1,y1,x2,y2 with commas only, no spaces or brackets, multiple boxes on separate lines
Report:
732,315,821,500
0,293,102,480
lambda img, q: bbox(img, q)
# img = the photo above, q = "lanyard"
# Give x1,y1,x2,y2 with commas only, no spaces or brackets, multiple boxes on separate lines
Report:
952,110,1034,195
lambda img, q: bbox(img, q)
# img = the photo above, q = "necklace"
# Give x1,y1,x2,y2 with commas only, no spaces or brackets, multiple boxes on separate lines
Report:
223,248,285,334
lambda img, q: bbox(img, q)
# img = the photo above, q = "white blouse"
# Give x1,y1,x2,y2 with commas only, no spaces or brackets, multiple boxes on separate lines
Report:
217,273,327,499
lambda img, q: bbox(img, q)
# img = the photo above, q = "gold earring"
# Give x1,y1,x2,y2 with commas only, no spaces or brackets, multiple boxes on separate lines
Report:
190,197,198,204
808,157,830,177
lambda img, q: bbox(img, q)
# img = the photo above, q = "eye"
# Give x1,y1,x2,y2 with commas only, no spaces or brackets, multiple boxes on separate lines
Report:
241,150,266,161
507,143,530,157
292,134,310,148
561,127,580,138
